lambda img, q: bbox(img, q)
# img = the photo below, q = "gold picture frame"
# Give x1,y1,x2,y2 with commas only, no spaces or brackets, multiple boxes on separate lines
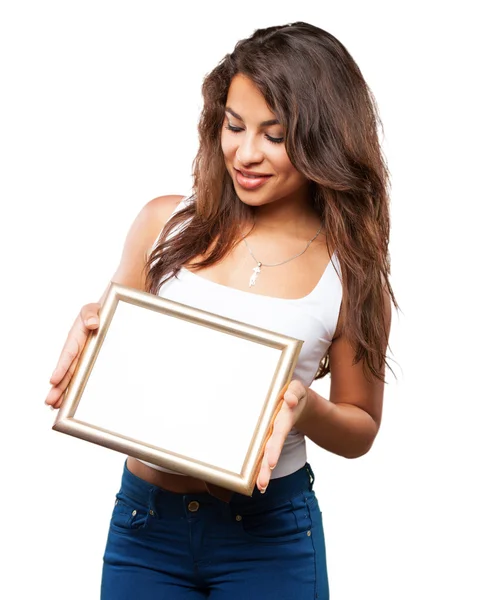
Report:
53,282,303,496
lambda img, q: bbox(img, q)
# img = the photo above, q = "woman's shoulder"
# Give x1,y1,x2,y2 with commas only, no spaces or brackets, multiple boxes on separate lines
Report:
107,195,186,293
134,194,186,250
143,194,187,232
142,193,190,253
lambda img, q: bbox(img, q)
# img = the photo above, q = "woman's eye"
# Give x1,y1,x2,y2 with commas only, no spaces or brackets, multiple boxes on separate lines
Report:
225,124,242,133
266,135,284,144
224,124,284,145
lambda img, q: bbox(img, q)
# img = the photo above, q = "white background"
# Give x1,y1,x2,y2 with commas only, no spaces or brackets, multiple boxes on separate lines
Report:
1,1,477,598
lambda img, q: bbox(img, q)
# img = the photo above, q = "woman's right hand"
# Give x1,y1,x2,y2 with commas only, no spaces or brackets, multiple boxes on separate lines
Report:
45,303,101,410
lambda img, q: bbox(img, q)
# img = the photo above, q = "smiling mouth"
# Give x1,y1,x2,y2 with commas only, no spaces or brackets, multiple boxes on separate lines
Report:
234,169,272,190
235,168,271,178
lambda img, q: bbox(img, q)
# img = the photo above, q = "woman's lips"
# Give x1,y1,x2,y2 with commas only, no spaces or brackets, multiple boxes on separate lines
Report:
235,169,272,190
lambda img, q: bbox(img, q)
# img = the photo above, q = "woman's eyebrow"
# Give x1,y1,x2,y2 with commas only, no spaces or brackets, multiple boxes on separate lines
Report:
225,107,280,127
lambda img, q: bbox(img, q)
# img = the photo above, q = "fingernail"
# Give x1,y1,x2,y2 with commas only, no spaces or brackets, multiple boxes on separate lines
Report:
86,317,98,326
49,405,55,411
260,486,267,494
269,465,276,471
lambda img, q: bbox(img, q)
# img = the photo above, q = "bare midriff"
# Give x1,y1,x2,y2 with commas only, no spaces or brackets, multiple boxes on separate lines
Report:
126,456,212,494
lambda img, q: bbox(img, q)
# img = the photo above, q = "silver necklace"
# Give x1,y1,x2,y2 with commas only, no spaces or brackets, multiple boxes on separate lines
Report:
242,223,322,287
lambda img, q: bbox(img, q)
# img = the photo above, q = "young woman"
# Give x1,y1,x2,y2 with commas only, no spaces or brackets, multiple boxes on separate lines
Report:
45,22,397,599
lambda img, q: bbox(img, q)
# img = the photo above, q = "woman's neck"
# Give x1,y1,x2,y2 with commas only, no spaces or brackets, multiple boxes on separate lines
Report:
252,196,320,240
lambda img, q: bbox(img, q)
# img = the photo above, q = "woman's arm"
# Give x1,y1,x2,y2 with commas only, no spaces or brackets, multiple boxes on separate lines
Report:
256,287,392,490
298,286,392,458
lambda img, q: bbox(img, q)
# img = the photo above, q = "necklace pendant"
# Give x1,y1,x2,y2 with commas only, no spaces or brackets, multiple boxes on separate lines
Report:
249,262,262,287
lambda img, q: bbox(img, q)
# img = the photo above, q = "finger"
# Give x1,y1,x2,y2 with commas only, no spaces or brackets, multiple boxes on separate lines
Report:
52,393,65,410
46,379,68,407
256,405,296,492
80,303,101,328
56,354,79,396
283,390,299,408
49,337,81,385
50,306,100,384
45,384,62,406
52,387,67,409
283,380,306,408
256,384,307,493
256,442,277,492
256,457,272,492
46,356,79,407
265,408,294,468
287,379,305,396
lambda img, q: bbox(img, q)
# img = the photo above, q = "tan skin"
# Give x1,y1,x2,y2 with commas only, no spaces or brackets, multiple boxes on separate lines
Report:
45,74,391,494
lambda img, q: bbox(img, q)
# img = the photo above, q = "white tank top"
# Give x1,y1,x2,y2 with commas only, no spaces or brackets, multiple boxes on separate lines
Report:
139,195,343,479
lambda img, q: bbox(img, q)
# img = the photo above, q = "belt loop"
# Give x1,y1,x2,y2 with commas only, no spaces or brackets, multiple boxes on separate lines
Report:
305,463,315,490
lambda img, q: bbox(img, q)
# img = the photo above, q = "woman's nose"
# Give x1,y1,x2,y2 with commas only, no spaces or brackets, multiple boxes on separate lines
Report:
235,133,263,164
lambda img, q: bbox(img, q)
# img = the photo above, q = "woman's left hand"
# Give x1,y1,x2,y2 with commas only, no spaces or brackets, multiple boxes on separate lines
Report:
256,380,309,492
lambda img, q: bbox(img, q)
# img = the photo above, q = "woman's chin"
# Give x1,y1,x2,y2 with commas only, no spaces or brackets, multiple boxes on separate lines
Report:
233,185,274,206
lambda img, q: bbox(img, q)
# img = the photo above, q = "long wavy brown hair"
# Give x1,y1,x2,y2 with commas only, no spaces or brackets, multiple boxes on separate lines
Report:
145,21,399,383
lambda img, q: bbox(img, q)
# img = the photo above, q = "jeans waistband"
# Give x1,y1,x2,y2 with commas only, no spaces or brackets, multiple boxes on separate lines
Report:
118,460,315,516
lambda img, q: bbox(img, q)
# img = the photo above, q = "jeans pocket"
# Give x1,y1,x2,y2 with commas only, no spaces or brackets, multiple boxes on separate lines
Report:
239,493,313,544
109,491,151,534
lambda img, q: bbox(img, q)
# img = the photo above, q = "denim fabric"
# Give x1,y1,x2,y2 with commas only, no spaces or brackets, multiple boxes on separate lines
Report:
101,461,329,599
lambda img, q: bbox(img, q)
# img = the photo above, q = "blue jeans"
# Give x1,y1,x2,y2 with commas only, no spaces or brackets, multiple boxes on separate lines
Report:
101,460,329,599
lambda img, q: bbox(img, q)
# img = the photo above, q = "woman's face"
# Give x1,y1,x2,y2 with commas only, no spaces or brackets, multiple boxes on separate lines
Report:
221,73,310,208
